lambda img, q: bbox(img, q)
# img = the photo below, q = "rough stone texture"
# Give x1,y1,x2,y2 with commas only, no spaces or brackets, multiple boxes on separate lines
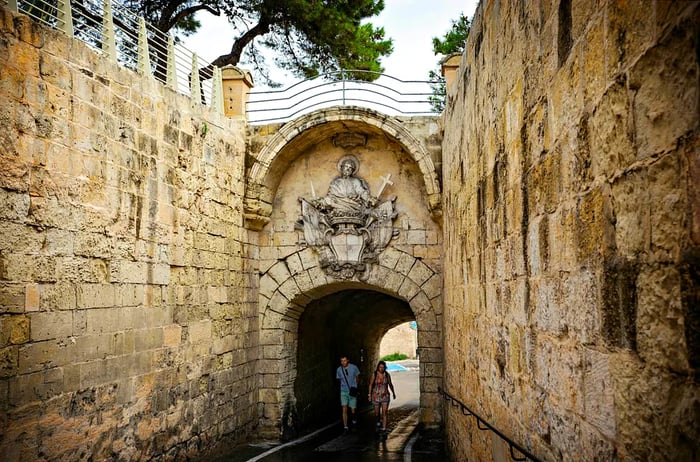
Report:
0,8,257,461
442,1,700,461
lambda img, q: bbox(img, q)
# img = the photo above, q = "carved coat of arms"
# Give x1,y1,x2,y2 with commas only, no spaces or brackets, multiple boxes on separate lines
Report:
297,155,398,279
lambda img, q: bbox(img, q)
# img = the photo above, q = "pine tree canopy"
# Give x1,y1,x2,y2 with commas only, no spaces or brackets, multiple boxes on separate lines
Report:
123,0,393,83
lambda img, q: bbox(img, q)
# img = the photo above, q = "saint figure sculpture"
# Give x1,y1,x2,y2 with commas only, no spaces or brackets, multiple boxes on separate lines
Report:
311,156,378,226
298,155,398,279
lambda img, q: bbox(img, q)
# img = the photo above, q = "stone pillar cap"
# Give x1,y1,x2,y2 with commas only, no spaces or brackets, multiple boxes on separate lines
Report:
221,65,254,88
440,52,462,77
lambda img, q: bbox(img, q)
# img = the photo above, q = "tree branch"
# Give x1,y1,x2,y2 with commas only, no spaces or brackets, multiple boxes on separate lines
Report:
157,0,187,32
225,18,271,66
166,3,221,31
194,18,270,84
283,27,304,71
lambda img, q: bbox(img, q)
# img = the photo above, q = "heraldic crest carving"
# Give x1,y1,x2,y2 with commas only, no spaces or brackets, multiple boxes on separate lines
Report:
297,155,399,279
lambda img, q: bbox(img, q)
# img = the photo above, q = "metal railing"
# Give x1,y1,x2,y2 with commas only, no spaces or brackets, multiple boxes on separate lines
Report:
3,0,223,112
438,387,542,462
4,0,440,124
247,70,436,124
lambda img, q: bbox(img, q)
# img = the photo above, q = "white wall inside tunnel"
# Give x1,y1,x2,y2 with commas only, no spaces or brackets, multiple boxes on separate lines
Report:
380,321,419,359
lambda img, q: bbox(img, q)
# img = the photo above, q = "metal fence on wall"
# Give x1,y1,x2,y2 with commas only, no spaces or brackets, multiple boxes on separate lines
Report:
3,0,223,112
246,70,436,124
3,0,440,124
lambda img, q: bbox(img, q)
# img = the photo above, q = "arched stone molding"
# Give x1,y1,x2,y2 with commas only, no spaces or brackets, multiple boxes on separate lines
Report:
257,246,443,436
245,106,442,229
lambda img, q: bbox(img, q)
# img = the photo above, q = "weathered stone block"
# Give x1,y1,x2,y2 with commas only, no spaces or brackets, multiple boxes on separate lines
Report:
24,283,39,312
583,347,616,438
378,247,402,270
601,255,638,351
531,277,565,336
636,266,688,371
18,339,68,374
40,282,76,311
188,320,212,344
285,252,304,276
610,170,648,257
417,330,441,348
588,80,636,178
77,284,115,308
629,17,698,159
30,310,72,341
0,283,26,313
421,273,441,300
407,260,434,287
576,186,615,263
0,314,29,345
266,261,291,286
527,215,548,276
560,270,600,344
0,345,18,378
134,328,164,352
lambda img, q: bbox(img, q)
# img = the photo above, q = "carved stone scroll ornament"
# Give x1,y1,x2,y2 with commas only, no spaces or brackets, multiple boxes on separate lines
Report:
296,155,399,280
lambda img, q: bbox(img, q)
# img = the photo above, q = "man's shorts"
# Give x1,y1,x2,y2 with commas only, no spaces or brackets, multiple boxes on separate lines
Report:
340,390,357,409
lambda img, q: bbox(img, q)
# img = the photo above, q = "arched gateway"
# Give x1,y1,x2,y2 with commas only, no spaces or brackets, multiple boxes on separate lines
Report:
246,107,443,438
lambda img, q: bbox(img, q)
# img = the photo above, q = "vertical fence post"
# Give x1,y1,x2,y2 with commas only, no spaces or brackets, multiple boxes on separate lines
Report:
342,71,346,105
210,66,224,115
57,0,74,35
190,53,201,105
8,0,18,13
102,0,117,63
166,35,177,90
137,17,151,76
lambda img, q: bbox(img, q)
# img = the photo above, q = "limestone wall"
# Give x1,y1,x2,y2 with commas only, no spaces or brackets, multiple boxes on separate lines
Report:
0,8,257,460
442,0,699,460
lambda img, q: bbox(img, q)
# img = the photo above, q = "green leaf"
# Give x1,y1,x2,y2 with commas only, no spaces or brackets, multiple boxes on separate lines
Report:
428,13,470,112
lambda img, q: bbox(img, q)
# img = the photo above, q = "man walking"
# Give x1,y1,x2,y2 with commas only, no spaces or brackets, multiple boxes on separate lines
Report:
336,355,360,433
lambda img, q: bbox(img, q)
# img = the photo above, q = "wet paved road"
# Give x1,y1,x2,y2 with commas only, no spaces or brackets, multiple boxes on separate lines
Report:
214,367,446,462
256,404,419,462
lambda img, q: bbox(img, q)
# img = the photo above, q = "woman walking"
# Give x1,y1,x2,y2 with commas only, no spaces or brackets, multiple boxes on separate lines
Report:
368,360,396,434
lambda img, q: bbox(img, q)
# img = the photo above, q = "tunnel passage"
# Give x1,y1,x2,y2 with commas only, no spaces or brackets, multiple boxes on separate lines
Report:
293,289,415,432
257,249,443,440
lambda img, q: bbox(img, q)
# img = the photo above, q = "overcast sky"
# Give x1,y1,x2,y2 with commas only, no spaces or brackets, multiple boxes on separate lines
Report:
183,0,480,88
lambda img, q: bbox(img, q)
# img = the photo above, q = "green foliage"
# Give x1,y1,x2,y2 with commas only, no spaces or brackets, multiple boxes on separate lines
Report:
429,13,470,112
380,353,408,362
432,13,470,56
125,0,392,84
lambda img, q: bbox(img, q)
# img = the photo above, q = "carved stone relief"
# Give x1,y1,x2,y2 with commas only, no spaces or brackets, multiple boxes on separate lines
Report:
297,155,398,279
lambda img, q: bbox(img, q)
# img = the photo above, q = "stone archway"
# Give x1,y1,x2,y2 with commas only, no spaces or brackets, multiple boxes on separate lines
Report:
257,247,442,437
246,106,444,438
